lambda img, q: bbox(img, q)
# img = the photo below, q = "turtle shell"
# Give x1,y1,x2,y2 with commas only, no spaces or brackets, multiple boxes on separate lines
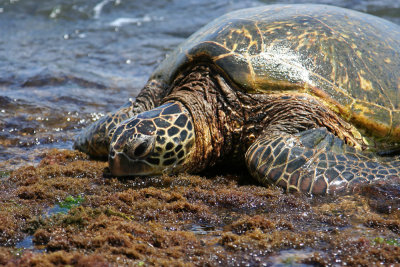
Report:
150,4,400,147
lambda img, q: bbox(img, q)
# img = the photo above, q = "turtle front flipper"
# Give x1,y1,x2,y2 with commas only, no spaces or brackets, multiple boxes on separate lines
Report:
73,100,135,159
74,79,166,159
245,128,400,195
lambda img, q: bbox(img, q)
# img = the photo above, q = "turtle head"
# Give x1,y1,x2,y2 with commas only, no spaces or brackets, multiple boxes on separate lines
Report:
108,102,195,176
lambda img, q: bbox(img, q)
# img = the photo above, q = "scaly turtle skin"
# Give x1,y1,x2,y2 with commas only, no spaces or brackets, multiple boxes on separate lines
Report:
74,4,400,194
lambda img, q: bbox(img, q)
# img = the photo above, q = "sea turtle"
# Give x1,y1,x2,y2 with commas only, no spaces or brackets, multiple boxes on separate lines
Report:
74,4,400,194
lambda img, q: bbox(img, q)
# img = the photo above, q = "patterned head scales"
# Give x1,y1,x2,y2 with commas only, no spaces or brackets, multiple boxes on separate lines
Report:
109,102,195,176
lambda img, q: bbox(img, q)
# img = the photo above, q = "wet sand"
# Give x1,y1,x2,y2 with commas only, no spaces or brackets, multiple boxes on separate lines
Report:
1,149,400,266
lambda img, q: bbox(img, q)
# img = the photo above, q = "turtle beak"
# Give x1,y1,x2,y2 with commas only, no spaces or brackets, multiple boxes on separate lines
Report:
108,147,156,176
108,148,125,176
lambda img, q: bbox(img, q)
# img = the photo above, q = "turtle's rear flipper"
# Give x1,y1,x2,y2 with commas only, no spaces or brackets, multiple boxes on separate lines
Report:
245,127,400,195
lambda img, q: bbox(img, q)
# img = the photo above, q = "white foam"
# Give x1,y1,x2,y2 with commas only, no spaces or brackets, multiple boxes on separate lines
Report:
109,15,151,27
93,0,111,19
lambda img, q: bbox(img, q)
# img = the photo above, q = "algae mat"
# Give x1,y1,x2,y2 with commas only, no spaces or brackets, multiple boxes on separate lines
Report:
1,149,400,266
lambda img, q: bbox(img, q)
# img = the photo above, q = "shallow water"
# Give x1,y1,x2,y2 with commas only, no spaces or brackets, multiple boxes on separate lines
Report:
0,0,400,171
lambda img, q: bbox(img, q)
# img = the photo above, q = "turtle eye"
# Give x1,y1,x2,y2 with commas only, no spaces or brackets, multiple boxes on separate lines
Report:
128,136,155,159
134,140,150,157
